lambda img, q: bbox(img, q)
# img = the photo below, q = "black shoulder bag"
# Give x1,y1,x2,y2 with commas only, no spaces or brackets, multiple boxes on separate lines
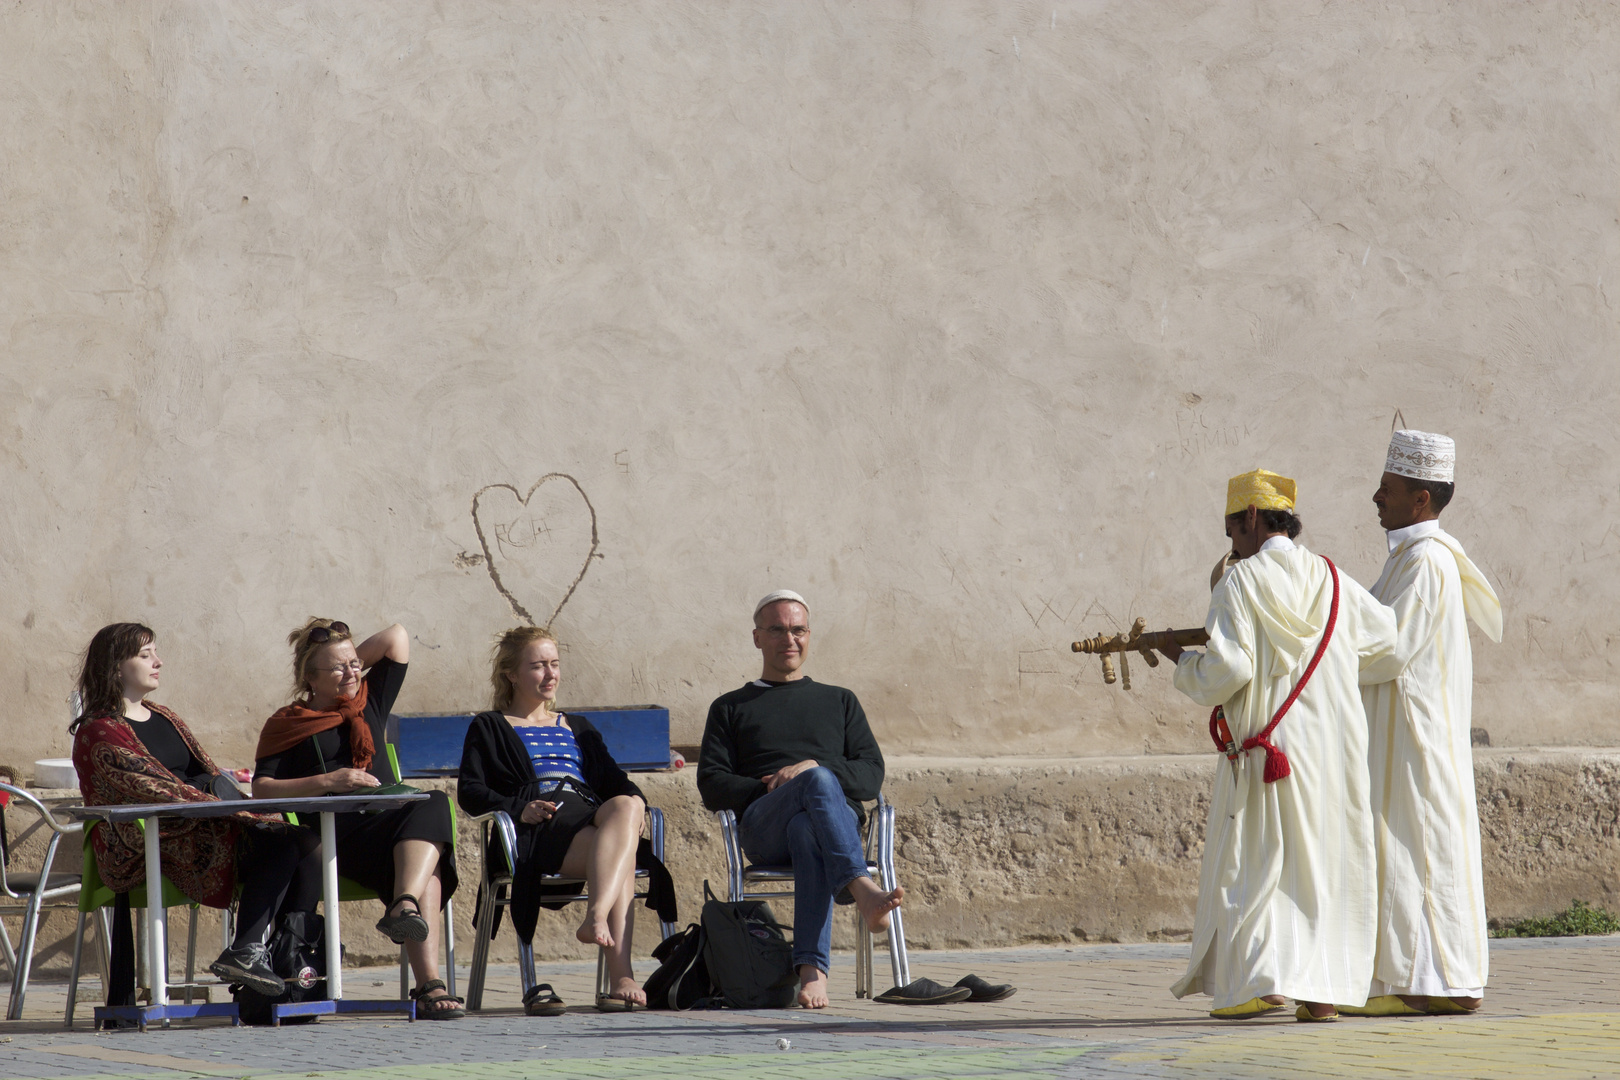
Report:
698,881,799,1009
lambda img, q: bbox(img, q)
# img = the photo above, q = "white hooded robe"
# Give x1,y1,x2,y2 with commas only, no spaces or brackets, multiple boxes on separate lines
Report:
1358,520,1502,996
1171,538,1398,1008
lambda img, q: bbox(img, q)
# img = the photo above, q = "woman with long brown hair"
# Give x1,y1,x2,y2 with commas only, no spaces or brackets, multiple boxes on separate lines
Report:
457,626,674,1012
251,618,462,1019
70,623,319,1000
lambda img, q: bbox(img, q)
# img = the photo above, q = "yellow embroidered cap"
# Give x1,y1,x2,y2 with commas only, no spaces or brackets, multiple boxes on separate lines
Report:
1225,468,1296,516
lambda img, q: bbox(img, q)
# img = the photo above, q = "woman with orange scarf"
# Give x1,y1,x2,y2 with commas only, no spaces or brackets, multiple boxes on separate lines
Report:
252,619,462,1019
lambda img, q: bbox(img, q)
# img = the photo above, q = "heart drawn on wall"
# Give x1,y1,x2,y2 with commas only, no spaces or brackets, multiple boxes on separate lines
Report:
471,474,600,628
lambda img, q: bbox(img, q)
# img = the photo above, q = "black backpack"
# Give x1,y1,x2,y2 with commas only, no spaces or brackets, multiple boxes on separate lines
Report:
643,922,716,1010
231,911,333,1025
698,882,798,1009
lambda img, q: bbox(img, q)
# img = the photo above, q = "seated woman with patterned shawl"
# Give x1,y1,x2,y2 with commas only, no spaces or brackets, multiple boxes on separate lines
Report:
70,623,319,1002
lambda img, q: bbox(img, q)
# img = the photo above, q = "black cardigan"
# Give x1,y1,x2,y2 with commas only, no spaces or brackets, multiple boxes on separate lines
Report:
456,711,676,938
459,710,646,817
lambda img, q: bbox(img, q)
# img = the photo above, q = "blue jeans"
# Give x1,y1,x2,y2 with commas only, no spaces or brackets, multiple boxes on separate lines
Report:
738,767,868,975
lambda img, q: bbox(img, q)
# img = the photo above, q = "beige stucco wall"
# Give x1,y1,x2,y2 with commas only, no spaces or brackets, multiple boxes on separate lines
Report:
3,3,1618,773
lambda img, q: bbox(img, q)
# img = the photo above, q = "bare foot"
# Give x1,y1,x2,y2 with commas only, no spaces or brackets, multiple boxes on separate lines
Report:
853,882,904,933
1451,995,1482,1011
797,965,829,1009
1298,1000,1337,1019
576,919,614,948
1398,994,1427,1010
610,975,646,1007
1260,995,1286,1005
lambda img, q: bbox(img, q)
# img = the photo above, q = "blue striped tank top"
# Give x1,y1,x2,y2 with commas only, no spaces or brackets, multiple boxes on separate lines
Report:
518,721,586,784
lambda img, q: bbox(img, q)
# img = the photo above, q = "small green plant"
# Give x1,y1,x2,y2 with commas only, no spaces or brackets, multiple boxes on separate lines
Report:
1490,899,1620,938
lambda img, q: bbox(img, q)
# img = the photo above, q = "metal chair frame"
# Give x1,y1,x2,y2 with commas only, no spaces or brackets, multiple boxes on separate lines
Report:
715,792,911,997
1,782,85,1019
464,806,676,1011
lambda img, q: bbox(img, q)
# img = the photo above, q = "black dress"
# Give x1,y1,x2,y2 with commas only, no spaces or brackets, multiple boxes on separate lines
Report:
127,713,212,787
457,711,675,942
255,659,458,902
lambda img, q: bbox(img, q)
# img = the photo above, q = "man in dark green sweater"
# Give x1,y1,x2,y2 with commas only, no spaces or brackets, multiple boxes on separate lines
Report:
698,590,904,1008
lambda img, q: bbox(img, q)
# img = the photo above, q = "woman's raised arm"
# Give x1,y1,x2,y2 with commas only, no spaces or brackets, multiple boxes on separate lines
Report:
355,623,409,668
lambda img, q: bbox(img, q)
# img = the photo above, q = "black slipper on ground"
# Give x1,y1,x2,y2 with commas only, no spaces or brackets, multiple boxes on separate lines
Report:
376,893,430,944
954,974,1017,1002
874,978,973,1005
523,983,567,1016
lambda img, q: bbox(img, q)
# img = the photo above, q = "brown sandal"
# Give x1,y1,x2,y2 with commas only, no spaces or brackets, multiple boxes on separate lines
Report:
524,983,567,1016
411,978,466,1020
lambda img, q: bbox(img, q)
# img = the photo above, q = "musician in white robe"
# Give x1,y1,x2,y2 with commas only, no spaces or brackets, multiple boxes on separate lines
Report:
1161,469,1397,1022
1342,431,1502,1017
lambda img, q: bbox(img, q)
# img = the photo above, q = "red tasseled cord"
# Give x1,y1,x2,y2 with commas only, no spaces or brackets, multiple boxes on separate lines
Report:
1253,735,1291,784
1210,556,1340,785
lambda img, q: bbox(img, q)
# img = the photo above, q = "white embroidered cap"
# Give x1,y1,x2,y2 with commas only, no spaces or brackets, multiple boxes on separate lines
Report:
753,589,809,618
1385,429,1455,483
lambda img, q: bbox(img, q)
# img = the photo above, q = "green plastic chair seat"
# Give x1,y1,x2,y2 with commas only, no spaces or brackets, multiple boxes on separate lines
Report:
78,823,197,913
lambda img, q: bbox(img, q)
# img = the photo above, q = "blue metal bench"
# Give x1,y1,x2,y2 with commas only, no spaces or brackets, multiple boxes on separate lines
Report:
387,706,672,777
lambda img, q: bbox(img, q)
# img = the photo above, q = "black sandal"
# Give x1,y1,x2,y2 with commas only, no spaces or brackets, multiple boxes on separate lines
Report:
410,978,466,1020
376,893,431,944
523,983,567,1016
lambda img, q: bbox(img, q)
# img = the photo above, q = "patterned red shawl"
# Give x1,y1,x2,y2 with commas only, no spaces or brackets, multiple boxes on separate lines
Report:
255,682,373,771
71,702,287,908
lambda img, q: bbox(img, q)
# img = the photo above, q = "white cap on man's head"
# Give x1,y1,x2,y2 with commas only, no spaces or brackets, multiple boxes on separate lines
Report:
1386,429,1455,483
754,589,808,619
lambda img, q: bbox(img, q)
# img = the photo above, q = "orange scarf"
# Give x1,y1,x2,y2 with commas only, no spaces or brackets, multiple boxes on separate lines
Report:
256,682,373,770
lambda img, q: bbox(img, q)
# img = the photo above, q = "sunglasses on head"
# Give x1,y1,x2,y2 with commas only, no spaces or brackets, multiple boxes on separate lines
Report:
307,621,350,644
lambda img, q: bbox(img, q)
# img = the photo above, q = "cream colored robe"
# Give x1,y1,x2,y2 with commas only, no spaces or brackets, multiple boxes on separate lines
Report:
1171,538,1398,1008
1359,520,1502,996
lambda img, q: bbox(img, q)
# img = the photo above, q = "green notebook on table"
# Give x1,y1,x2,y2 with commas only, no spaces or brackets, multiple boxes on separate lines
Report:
309,737,421,809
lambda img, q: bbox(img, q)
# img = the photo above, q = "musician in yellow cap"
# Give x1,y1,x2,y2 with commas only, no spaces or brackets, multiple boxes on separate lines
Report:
1341,432,1503,1018
1159,469,1398,1022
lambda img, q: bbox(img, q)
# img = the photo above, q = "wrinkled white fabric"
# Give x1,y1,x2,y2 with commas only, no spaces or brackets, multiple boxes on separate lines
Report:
1360,520,1501,996
1170,542,1397,1009
1368,899,1483,997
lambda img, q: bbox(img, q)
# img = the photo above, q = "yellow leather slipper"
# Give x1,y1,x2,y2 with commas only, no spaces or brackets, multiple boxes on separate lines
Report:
1210,997,1285,1019
1424,997,1481,1015
1337,995,1425,1017
1296,1004,1340,1022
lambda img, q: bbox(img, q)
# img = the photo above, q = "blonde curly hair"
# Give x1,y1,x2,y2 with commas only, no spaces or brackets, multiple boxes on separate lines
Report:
490,626,558,711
